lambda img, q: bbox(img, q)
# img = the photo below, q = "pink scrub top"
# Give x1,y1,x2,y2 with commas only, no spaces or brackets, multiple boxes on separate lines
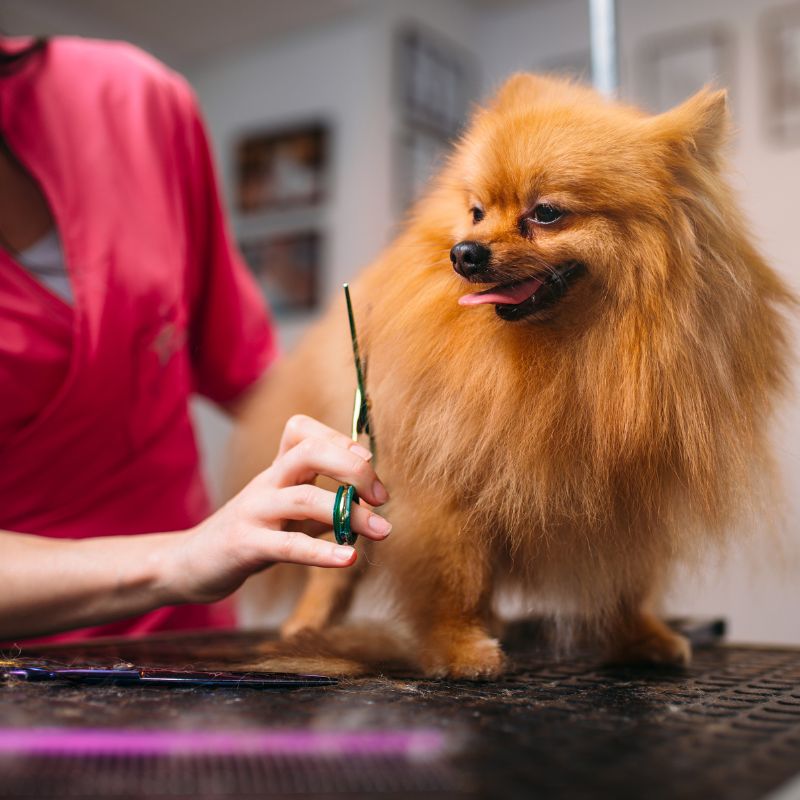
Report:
0,37,278,643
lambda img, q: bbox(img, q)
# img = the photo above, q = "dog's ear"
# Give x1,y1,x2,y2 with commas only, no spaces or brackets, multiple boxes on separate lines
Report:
647,87,730,168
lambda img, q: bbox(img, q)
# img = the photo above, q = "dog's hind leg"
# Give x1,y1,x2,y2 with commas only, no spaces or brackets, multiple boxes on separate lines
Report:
606,600,691,667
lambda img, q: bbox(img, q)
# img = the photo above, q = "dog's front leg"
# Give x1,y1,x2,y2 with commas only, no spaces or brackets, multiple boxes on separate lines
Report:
389,502,504,679
280,535,369,638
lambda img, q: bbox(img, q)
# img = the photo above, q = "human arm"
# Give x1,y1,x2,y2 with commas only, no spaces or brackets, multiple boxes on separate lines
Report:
0,415,390,641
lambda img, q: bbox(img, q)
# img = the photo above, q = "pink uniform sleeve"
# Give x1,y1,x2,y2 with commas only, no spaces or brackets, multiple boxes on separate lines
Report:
177,84,279,406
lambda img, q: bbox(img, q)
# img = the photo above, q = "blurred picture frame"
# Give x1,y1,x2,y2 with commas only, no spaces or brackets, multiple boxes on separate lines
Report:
638,26,734,114
238,231,321,315
394,24,475,209
762,3,800,145
395,25,472,139
235,122,328,213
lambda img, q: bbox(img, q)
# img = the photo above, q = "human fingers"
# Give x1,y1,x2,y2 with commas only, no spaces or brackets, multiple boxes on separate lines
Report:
259,484,391,540
277,414,372,461
251,528,358,569
268,437,389,506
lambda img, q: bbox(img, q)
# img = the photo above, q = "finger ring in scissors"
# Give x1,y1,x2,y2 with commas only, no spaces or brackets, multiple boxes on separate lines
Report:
333,484,359,546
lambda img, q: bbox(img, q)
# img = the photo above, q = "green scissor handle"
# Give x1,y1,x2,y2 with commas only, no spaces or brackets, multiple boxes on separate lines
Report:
333,485,359,547
333,284,373,547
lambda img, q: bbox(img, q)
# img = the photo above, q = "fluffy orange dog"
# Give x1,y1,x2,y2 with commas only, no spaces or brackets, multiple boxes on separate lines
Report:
227,74,794,678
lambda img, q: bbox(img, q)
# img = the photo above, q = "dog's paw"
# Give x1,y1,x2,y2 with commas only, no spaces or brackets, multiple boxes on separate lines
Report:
423,634,506,680
610,629,692,667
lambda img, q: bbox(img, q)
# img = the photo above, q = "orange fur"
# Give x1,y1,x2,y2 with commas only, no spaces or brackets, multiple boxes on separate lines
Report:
227,75,795,678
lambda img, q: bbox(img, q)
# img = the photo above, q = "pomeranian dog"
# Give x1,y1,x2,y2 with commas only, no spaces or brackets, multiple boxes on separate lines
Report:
227,74,794,678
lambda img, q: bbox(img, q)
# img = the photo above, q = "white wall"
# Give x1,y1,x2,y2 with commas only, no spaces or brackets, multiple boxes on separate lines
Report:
479,0,591,89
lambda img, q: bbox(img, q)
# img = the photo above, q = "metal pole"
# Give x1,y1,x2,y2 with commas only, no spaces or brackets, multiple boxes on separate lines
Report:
589,0,618,98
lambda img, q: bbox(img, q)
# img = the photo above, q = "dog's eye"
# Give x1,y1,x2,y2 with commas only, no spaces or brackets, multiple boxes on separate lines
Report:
470,206,485,224
519,204,566,236
531,204,563,224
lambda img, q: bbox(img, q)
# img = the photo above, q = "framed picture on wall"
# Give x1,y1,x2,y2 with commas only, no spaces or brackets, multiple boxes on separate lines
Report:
637,26,734,114
396,25,472,139
235,123,328,213
762,3,800,145
239,231,321,315
394,25,475,209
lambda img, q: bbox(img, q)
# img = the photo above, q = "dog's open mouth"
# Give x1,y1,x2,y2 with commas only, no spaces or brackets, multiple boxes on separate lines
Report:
458,262,585,321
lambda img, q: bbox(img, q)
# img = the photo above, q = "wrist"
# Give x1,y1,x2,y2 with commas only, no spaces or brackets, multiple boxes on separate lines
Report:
142,531,192,607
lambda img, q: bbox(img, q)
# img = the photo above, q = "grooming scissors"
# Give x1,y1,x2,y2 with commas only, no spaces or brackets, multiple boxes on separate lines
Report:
2,665,337,688
332,284,374,546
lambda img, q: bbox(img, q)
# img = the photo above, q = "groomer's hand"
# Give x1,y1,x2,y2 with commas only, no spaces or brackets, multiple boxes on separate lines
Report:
166,415,390,605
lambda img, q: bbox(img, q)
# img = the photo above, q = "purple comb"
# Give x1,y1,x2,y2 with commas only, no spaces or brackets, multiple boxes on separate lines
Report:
0,728,446,758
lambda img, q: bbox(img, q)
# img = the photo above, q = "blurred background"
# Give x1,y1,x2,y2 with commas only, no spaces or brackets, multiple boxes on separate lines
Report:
4,0,799,642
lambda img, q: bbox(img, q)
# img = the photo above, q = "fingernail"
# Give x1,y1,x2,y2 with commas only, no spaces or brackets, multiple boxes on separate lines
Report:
372,480,389,505
368,514,392,536
350,443,373,461
334,546,355,561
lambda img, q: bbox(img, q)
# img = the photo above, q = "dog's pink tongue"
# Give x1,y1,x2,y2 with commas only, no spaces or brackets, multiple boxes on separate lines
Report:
458,276,544,307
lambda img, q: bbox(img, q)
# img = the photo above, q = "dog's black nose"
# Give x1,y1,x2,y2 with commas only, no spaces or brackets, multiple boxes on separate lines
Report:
450,240,491,279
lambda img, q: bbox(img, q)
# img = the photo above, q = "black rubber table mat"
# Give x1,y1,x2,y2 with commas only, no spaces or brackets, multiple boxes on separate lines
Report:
1,629,800,799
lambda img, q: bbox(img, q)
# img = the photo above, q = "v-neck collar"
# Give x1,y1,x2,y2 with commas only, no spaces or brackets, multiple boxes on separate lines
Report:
0,245,73,318
2,223,73,308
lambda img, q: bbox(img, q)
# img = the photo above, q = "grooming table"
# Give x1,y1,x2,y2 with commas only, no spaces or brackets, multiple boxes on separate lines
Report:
2,622,800,799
